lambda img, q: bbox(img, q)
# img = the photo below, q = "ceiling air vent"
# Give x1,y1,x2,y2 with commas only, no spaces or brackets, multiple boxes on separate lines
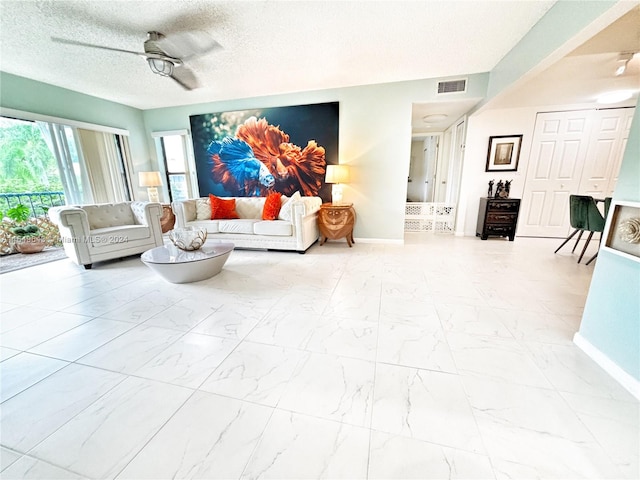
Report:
437,79,467,94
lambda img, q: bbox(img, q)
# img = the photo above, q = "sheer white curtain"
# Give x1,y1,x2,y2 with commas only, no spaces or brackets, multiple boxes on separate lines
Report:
77,129,129,203
37,122,131,205
37,122,92,204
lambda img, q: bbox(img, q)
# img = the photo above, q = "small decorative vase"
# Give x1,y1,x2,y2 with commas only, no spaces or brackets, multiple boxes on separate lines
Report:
169,227,207,251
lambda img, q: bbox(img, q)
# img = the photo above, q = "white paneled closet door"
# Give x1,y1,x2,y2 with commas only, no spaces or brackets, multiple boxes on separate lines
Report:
578,108,635,198
519,107,634,238
518,110,592,238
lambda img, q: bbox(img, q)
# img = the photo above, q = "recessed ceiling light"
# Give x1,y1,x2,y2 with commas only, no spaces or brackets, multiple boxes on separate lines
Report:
597,90,633,104
422,114,448,123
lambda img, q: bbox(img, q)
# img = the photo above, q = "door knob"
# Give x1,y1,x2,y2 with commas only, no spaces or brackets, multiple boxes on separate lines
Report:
560,184,565,189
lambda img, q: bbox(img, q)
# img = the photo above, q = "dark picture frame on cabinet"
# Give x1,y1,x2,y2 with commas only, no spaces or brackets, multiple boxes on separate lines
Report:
486,134,523,172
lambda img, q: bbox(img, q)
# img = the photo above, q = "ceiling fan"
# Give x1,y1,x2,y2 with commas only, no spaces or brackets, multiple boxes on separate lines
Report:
51,31,221,90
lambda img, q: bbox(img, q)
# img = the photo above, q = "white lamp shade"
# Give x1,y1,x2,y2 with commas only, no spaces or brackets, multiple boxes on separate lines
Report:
325,165,350,184
139,171,163,187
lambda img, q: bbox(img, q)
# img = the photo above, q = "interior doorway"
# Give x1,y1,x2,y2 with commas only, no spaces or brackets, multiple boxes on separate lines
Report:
407,135,440,202
405,131,458,234
406,102,476,235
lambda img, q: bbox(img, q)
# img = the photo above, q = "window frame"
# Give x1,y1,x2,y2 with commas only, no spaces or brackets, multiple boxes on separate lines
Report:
152,129,198,202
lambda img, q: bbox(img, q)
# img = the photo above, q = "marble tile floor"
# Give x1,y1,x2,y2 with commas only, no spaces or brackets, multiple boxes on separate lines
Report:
0,234,637,479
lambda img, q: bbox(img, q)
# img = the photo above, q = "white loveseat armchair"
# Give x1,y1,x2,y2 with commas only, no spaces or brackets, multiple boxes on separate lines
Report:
49,201,164,269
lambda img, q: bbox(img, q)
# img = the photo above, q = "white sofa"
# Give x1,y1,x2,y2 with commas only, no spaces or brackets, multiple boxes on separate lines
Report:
50,201,164,269
171,195,322,253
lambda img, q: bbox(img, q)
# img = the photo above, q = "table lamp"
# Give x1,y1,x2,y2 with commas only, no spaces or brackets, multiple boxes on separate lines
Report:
325,165,350,205
139,171,162,203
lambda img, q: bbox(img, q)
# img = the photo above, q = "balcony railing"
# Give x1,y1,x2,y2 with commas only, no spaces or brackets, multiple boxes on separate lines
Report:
0,191,66,218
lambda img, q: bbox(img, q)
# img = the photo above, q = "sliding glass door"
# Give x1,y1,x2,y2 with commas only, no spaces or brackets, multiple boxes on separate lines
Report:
1,114,133,208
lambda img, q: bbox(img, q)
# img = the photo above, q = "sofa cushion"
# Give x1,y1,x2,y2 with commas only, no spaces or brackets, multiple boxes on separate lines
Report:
278,191,301,221
182,200,197,222
186,220,220,233
262,192,283,220
235,197,266,219
218,219,258,234
90,225,150,247
84,203,135,229
196,198,211,220
210,195,240,220
254,220,293,236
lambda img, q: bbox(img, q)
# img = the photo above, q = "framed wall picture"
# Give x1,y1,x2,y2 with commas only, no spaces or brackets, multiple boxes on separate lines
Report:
485,135,523,172
189,102,339,203
601,200,640,263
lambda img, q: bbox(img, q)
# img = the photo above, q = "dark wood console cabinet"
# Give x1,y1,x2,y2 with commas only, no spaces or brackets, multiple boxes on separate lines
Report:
476,198,521,241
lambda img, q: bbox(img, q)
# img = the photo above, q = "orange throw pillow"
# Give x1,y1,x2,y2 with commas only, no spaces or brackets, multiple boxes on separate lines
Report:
262,192,282,220
209,194,239,220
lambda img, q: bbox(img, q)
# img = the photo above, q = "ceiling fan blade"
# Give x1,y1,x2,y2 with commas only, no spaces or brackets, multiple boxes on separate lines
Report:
157,31,221,61
51,37,146,57
170,66,200,90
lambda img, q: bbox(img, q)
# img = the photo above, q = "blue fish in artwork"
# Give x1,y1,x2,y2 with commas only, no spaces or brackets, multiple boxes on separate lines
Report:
207,137,275,196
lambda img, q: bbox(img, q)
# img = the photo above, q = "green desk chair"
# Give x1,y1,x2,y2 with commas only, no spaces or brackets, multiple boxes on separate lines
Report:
585,197,612,266
554,195,606,263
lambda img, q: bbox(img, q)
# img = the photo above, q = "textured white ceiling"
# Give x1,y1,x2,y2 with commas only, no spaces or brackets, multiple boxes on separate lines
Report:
0,0,556,110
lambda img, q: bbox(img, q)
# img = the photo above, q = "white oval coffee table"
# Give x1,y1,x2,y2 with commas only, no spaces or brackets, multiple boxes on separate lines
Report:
142,242,234,283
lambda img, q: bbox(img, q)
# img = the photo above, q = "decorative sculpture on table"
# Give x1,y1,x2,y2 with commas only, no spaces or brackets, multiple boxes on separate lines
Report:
169,227,208,251
491,179,512,198
504,180,512,198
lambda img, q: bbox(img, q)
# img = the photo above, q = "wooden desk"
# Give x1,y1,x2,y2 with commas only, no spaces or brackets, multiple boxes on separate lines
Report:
318,203,356,247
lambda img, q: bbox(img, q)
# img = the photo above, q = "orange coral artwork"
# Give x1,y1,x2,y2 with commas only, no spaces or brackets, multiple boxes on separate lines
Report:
190,103,338,203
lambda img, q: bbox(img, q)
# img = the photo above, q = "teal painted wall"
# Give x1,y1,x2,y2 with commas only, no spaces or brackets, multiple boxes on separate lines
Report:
0,72,151,189
0,69,488,240
486,0,618,102
579,99,640,380
141,74,490,241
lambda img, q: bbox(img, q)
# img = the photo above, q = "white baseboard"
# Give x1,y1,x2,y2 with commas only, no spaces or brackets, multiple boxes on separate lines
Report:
353,238,404,245
573,332,640,400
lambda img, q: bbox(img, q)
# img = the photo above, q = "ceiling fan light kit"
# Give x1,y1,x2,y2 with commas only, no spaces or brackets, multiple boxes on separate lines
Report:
147,56,179,77
144,32,181,78
51,29,219,90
